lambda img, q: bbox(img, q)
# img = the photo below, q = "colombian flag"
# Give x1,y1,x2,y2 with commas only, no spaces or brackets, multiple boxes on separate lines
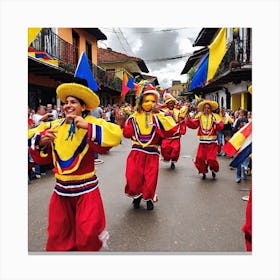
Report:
207,28,227,81
190,28,227,90
222,122,252,157
121,72,134,96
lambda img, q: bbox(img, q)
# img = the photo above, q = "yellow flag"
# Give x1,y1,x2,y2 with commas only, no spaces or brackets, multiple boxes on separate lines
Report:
195,94,200,101
28,28,42,47
207,28,226,81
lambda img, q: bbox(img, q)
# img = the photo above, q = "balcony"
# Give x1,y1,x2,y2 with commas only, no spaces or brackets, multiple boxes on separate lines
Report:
29,28,122,94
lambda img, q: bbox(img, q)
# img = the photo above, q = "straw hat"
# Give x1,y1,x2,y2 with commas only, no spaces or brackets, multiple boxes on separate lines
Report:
163,93,176,104
197,99,218,112
56,83,100,111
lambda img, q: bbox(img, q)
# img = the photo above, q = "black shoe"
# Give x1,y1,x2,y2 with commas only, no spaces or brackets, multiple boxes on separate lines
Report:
146,200,154,210
170,162,175,169
133,196,142,209
212,171,216,179
202,173,206,180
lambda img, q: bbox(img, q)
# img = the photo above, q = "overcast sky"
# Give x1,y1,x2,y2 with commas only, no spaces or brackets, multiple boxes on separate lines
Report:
98,27,203,89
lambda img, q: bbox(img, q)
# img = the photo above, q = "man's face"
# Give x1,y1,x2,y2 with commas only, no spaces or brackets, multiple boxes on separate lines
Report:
203,103,212,115
166,100,175,110
142,94,156,112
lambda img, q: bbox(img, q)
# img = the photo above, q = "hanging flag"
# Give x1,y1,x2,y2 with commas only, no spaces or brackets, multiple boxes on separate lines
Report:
74,52,98,92
127,77,135,90
222,122,252,157
229,141,252,168
121,72,130,96
189,51,209,90
28,28,42,47
207,28,227,81
34,51,53,59
134,83,143,97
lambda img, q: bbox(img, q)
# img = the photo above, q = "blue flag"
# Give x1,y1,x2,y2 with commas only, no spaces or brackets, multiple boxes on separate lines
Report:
127,77,135,89
190,51,209,90
74,52,98,91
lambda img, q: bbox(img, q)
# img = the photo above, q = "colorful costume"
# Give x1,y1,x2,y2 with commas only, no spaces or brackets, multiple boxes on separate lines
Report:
185,100,224,178
28,83,122,251
160,93,187,168
122,84,179,210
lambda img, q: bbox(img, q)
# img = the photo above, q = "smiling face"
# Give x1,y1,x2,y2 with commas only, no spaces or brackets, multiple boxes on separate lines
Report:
63,96,86,117
166,100,175,110
141,94,156,112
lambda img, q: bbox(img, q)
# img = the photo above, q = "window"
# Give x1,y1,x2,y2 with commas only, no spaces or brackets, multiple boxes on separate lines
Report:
86,40,92,61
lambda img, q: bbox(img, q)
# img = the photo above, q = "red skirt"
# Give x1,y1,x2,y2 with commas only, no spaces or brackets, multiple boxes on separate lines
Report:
46,188,106,251
161,137,181,162
125,150,159,201
194,143,219,173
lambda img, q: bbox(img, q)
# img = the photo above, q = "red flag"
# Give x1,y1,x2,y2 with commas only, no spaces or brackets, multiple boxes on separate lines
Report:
121,72,130,96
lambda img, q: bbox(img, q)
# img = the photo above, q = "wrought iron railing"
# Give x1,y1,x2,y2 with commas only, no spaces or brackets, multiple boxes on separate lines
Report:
213,35,252,79
30,28,122,93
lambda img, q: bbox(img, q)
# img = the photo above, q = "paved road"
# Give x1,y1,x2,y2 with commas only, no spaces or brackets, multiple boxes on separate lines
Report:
28,128,251,253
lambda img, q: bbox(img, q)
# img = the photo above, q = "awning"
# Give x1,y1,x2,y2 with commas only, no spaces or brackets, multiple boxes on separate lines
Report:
181,47,208,74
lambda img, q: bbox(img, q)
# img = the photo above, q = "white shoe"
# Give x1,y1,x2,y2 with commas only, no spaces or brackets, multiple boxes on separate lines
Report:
35,174,41,179
94,159,104,165
242,195,249,201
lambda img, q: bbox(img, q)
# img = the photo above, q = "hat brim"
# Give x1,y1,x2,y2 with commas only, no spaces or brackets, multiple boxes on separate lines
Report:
56,83,100,111
143,90,160,100
198,100,218,111
164,98,176,104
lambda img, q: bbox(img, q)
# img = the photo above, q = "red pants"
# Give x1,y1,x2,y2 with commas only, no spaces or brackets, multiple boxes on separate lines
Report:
46,188,105,251
125,150,159,201
161,138,181,162
194,143,219,174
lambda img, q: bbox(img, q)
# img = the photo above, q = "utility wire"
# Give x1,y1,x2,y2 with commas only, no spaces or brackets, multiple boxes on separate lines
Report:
144,52,192,62
118,28,135,56
112,27,130,54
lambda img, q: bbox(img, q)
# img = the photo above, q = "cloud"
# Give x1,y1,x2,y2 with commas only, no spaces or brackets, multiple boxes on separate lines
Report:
99,27,202,88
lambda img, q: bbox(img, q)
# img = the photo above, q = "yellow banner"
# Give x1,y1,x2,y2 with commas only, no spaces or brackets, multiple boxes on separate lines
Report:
207,28,226,81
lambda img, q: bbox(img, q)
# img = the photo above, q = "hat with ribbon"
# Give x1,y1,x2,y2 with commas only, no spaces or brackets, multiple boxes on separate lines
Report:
56,83,100,111
142,83,160,100
197,99,218,112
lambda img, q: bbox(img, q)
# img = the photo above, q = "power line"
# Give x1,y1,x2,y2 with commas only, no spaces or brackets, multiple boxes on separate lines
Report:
112,27,130,54
144,52,192,62
117,28,134,56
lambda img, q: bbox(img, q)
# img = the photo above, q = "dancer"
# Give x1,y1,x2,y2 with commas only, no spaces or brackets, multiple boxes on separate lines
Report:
118,84,180,210
28,81,122,251
185,99,224,179
160,93,187,169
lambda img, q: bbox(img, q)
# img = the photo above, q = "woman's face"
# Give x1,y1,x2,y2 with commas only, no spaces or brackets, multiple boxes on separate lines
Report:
63,96,86,117
142,94,156,112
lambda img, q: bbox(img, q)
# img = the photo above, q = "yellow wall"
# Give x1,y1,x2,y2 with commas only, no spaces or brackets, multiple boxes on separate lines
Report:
58,28,98,64
231,92,248,111
57,28,73,43
231,94,240,111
